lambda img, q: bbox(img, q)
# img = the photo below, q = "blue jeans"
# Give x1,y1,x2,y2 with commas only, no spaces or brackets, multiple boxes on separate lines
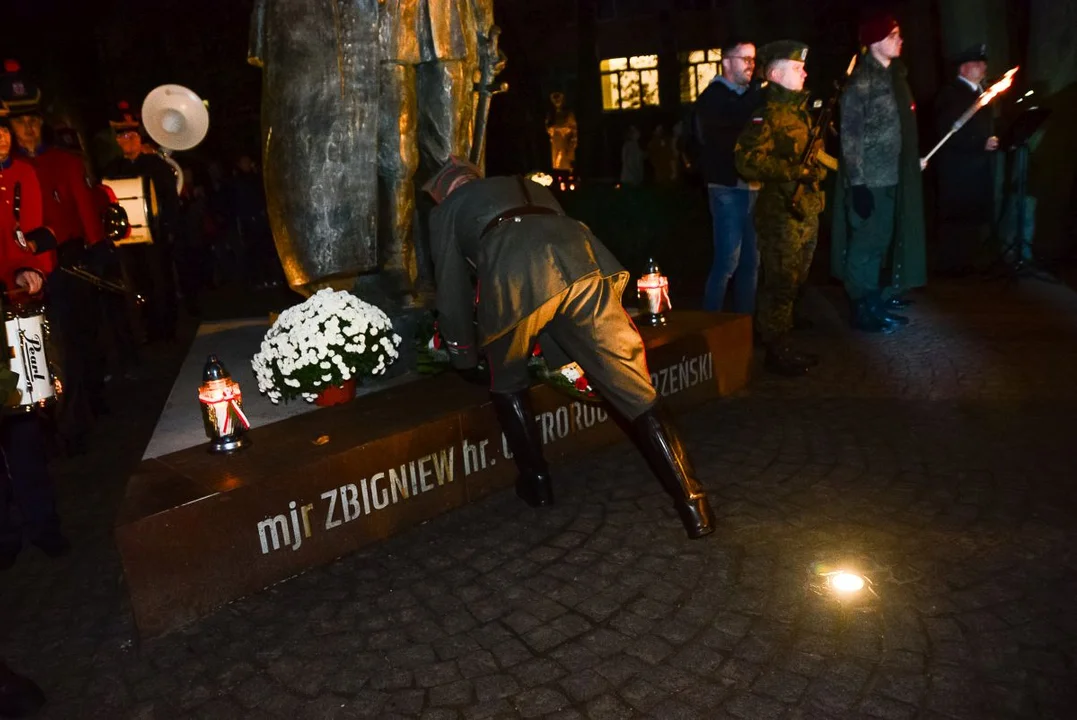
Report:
703,186,759,313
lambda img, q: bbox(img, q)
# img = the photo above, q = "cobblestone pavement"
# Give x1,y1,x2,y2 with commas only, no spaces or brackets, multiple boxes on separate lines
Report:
3,278,1077,719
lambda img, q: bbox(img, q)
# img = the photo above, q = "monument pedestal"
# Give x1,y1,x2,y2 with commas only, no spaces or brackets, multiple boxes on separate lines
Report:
116,311,752,638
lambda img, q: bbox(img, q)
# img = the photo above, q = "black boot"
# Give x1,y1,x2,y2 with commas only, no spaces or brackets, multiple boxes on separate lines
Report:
885,295,912,310
631,405,715,539
763,339,811,376
0,662,45,718
869,293,909,327
490,391,554,507
851,297,896,333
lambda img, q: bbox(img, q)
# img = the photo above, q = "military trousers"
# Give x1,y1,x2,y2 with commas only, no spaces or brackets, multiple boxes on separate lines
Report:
754,212,819,343
843,185,896,300
484,273,657,421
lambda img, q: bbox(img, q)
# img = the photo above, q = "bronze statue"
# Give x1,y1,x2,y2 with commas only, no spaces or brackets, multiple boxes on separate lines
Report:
249,0,380,293
250,0,499,304
546,92,577,172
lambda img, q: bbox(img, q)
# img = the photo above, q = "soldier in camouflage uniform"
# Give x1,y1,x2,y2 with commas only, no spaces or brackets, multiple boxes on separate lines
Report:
735,41,830,376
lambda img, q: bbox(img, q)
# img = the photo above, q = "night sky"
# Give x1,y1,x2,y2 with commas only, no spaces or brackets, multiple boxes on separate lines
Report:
4,0,1032,177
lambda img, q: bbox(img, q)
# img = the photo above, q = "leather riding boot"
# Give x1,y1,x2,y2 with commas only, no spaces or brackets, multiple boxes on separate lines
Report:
0,662,45,718
490,391,554,507
631,405,715,539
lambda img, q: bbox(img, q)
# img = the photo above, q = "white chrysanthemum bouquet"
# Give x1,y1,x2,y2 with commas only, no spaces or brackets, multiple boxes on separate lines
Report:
251,288,402,403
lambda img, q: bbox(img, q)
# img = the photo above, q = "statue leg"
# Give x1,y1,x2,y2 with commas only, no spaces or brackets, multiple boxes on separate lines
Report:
416,59,474,169
409,59,474,297
374,61,421,305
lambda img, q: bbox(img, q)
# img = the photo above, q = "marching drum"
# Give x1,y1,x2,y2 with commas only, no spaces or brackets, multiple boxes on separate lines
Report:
4,304,60,410
101,176,158,246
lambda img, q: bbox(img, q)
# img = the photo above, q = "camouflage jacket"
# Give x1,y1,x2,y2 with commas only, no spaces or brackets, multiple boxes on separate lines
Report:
734,83,825,219
839,52,902,188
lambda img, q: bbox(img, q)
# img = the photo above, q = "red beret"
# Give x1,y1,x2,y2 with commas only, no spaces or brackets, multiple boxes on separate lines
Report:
859,13,898,47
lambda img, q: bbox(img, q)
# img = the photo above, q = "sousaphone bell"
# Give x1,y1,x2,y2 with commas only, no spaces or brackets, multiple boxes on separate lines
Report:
141,84,209,195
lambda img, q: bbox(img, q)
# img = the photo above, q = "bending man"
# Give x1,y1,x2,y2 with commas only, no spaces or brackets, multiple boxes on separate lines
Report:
424,159,715,539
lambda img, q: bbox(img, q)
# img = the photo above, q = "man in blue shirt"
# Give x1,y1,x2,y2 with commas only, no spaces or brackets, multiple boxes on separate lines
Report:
693,39,763,313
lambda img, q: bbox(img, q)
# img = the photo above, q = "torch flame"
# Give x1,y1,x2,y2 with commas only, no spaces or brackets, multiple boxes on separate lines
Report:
978,66,1019,107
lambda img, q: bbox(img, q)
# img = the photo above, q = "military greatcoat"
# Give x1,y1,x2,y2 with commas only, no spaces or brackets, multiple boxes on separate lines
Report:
429,176,658,420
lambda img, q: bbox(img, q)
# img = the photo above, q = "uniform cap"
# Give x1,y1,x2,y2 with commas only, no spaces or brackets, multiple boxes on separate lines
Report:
423,156,483,204
951,43,988,65
761,40,809,68
0,59,42,117
109,100,142,132
859,13,899,47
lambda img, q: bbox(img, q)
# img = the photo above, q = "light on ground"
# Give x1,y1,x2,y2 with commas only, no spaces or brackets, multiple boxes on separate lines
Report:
830,572,865,593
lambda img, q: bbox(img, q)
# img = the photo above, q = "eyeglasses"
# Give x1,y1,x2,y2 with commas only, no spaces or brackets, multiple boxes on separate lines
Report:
726,56,756,65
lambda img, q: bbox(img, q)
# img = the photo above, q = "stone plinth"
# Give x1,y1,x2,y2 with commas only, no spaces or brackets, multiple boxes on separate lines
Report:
116,311,752,638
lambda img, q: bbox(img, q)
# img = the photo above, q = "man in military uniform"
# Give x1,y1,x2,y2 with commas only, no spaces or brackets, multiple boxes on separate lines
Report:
0,110,70,566
104,101,181,343
831,13,926,332
424,158,716,539
1,60,109,452
734,41,829,376
934,44,998,275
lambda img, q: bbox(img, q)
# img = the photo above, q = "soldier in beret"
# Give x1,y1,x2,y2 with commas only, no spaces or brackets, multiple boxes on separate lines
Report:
830,13,926,332
934,44,998,275
423,158,716,539
734,41,830,376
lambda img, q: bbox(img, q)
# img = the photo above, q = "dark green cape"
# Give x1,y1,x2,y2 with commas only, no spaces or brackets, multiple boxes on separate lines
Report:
830,56,927,293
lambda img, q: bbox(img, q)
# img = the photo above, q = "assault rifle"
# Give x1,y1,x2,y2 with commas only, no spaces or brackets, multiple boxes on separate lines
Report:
790,54,857,213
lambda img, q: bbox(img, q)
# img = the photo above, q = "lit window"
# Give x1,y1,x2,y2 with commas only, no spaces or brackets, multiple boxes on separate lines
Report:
600,55,660,111
679,48,722,103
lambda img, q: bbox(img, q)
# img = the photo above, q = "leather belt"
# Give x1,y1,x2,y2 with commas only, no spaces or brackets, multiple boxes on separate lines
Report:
481,205,559,238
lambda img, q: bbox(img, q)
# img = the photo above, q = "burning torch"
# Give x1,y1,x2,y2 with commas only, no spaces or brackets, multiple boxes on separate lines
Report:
922,66,1019,168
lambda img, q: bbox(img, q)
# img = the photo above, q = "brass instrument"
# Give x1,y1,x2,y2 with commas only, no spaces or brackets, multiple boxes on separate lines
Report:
142,84,209,195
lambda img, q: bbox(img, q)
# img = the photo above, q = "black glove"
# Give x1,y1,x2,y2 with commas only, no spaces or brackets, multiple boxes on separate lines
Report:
457,365,490,387
851,185,875,220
